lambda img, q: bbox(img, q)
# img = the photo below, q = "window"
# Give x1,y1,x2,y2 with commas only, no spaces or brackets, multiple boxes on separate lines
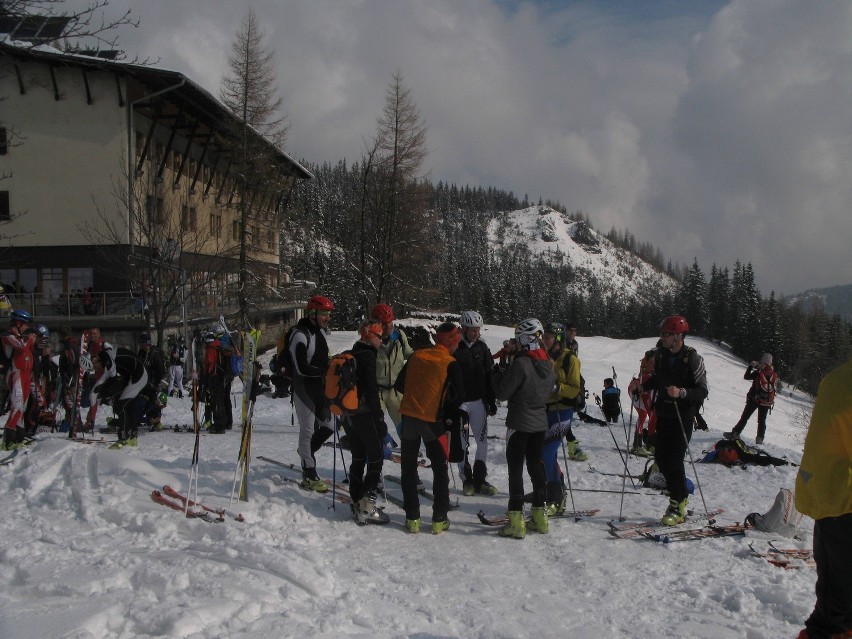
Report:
0,127,7,155
0,191,9,221
189,206,197,231
145,195,165,225
181,204,197,231
231,220,240,241
210,212,221,238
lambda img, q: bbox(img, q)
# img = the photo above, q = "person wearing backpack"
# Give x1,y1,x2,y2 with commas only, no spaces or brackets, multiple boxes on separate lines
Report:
600,377,621,423
370,303,412,433
393,322,465,534
634,316,708,526
724,353,777,445
289,295,336,492
629,350,657,456
454,310,498,496
795,356,852,639
137,333,167,431
542,322,582,516
166,336,188,399
344,319,390,525
492,318,556,539
1,309,38,449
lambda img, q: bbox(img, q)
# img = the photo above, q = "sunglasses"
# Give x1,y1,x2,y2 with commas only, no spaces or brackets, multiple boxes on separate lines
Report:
317,311,331,317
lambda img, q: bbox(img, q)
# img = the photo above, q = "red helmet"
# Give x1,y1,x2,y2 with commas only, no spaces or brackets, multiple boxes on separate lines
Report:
371,303,394,324
306,295,334,312
660,315,689,334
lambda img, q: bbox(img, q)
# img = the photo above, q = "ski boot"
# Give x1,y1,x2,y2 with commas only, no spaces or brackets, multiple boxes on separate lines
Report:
473,461,498,495
355,492,389,525
2,428,21,451
431,518,450,535
462,480,475,496
567,439,589,461
405,518,421,534
755,436,764,445
528,507,549,534
498,511,526,539
148,418,163,432
723,430,741,441
299,470,328,494
545,481,566,517
661,497,688,526
477,482,498,496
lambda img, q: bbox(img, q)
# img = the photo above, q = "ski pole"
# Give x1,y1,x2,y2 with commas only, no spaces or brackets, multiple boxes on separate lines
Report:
331,416,338,510
674,400,710,517
612,366,631,450
606,424,637,489
560,437,579,520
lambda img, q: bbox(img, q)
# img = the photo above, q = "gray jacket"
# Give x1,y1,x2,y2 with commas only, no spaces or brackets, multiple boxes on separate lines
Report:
492,352,556,433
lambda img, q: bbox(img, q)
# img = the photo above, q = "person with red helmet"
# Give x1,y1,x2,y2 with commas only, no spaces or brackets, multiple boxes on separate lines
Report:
370,303,412,434
289,295,336,492
2,309,38,449
634,315,708,526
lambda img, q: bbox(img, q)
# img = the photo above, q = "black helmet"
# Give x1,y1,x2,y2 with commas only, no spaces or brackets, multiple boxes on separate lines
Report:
139,332,152,345
36,324,50,339
544,322,565,342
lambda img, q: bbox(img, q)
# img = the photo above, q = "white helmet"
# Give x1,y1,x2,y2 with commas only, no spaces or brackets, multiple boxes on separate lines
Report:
515,318,543,347
460,310,483,328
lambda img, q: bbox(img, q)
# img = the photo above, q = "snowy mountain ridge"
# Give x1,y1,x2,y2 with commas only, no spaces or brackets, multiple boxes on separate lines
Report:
488,205,679,302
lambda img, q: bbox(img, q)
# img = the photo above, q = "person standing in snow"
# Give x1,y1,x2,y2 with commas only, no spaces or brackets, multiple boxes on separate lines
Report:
137,333,166,431
634,316,708,526
492,318,556,539
288,295,336,493
1,310,37,449
370,303,412,435
795,356,852,639
394,322,465,534
564,323,579,355
454,310,499,496
724,353,777,445
166,336,188,399
345,319,390,525
600,377,621,423
628,350,657,456
541,321,582,516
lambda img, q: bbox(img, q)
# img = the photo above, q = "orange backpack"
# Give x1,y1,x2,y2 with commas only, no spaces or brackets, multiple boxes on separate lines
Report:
324,352,359,416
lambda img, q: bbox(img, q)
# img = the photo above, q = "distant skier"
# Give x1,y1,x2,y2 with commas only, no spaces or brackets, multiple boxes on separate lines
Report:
724,353,777,445
600,377,621,423
1,310,38,449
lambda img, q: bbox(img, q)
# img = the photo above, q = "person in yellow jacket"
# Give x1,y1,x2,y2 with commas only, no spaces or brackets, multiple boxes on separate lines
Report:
393,322,465,534
371,303,413,434
795,356,852,639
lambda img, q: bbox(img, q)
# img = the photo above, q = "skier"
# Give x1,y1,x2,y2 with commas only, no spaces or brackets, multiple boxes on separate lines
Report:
370,303,412,436
83,327,105,432
564,323,579,355
346,319,390,525
94,345,148,449
724,353,777,445
492,338,519,370
628,350,657,456
633,316,708,526
23,324,50,437
58,334,84,434
137,333,166,431
202,331,232,434
600,378,621,423
166,335,188,399
288,295,336,492
492,318,556,539
542,321,582,515
394,322,465,534
795,356,852,639
454,310,498,496
1,310,38,449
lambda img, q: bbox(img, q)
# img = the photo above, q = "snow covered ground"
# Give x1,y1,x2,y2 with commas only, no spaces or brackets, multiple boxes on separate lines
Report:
0,325,817,638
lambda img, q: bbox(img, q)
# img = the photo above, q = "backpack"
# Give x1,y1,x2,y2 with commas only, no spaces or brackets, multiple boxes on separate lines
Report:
745,488,802,538
701,438,791,467
754,369,777,407
639,459,695,494
324,351,359,416
560,350,587,412
276,326,303,379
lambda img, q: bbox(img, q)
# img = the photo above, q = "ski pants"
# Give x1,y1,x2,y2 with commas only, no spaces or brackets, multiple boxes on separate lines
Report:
379,386,404,433
166,365,185,396
457,399,488,480
805,512,852,638
505,429,546,511
344,413,384,503
292,381,333,470
400,416,450,522
733,400,770,440
544,408,573,483
4,370,31,431
654,413,693,503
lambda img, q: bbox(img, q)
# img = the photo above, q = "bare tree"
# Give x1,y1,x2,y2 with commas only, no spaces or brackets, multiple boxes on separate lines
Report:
357,71,429,304
219,7,289,327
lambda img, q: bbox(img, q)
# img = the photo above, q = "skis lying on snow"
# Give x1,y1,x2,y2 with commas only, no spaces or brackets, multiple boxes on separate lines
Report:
608,508,724,539
642,522,748,543
256,455,354,505
162,485,244,522
0,448,24,466
66,437,118,445
383,474,458,510
587,464,642,480
323,442,429,467
477,508,600,527
150,490,220,522
748,541,815,568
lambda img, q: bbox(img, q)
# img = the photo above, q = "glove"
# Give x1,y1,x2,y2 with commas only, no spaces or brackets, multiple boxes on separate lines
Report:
375,418,389,439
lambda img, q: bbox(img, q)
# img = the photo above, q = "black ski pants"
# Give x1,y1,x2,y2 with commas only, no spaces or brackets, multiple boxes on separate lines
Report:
345,413,384,503
654,412,693,503
400,416,450,523
505,430,546,511
805,512,852,638
733,400,770,440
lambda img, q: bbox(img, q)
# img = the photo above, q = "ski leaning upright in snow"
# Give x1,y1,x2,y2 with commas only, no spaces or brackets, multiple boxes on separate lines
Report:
231,330,257,502
477,508,600,527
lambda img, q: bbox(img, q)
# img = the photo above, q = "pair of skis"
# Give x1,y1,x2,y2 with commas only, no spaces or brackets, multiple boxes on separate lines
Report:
150,485,244,522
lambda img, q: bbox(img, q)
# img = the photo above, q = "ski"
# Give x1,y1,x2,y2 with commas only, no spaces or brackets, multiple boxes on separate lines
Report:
270,470,353,505
608,508,724,539
162,485,244,522
587,463,642,479
256,455,353,496
150,490,218,521
65,437,117,445
233,330,257,502
477,508,600,527
389,453,428,468
748,541,815,568
642,522,748,543
0,448,22,466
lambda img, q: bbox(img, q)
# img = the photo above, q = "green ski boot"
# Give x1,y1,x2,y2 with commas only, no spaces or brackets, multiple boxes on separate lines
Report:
528,507,549,534
405,518,421,534
567,439,589,461
299,475,329,493
498,511,526,539
661,497,688,526
431,519,450,535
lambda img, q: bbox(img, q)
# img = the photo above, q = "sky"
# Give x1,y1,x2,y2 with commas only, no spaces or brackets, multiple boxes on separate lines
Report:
0,327,818,638
59,0,852,295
